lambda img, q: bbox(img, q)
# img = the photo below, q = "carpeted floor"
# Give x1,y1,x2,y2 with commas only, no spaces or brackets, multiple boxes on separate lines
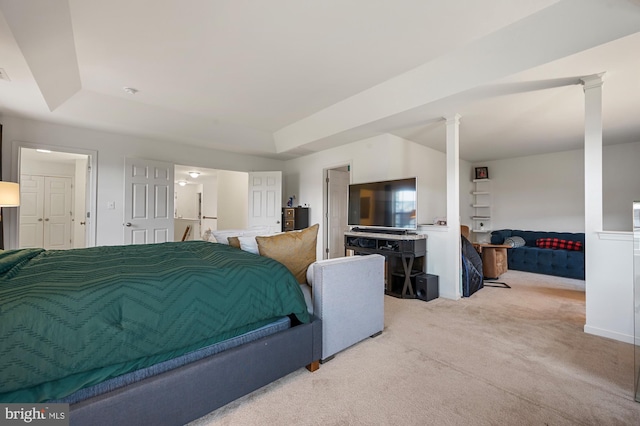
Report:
191,271,640,425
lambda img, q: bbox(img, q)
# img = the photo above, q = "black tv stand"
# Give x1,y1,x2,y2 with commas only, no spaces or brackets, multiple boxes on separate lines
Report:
344,231,427,299
350,227,413,235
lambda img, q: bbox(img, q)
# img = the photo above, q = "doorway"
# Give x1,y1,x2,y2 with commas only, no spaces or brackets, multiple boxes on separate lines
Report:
18,147,94,249
174,165,208,241
324,165,350,259
173,165,251,240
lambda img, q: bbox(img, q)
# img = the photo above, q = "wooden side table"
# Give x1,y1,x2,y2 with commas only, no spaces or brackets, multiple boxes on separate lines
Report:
472,243,511,280
473,243,511,253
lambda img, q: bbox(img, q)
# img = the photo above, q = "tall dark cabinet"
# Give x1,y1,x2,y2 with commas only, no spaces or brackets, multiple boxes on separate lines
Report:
282,207,309,231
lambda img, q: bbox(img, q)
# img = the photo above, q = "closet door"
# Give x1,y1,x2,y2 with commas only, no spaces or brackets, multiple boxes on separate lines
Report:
19,175,73,249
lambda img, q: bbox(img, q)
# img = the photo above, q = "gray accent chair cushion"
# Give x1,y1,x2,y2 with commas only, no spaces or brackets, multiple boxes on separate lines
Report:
307,254,385,361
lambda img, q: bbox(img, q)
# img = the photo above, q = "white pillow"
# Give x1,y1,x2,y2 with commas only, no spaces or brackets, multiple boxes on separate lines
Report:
211,230,242,245
210,226,273,245
202,228,214,242
247,225,271,234
504,236,526,248
306,262,315,286
299,283,313,315
237,232,285,254
238,236,260,254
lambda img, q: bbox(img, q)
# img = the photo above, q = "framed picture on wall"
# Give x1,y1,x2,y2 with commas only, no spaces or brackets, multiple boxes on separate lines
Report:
475,167,489,180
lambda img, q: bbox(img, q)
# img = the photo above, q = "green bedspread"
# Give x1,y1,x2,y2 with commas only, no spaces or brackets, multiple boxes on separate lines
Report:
0,241,309,402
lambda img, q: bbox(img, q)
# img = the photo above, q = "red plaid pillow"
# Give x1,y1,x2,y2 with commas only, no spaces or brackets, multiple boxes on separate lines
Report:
536,238,583,251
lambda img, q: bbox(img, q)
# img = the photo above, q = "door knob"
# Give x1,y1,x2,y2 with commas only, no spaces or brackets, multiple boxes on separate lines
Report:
44,218,49,221
80,221,86,225
38,218,43,222
125,222,132,227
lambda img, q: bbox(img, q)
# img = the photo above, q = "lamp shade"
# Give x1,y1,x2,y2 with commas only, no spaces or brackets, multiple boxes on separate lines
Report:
0,182,20,207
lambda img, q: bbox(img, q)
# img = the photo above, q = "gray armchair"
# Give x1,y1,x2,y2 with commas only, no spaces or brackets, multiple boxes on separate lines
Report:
304,254,385,362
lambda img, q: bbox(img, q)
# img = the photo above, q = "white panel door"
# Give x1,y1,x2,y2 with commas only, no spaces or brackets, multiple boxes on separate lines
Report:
247,171,282,233
327,169,350,258
19,175,45,248
124,158,174,244
44,176,73,250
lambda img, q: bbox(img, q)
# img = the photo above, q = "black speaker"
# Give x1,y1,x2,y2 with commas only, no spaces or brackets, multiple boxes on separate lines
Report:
415,274,439,302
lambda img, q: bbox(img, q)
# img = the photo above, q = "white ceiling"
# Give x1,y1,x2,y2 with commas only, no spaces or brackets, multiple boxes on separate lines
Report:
1,0,639,162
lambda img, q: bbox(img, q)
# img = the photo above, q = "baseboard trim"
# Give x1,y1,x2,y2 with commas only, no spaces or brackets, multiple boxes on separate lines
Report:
584,324,633,344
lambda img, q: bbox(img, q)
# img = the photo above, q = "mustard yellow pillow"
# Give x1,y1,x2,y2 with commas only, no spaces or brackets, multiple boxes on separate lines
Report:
227,236,241,248
256,224,319,284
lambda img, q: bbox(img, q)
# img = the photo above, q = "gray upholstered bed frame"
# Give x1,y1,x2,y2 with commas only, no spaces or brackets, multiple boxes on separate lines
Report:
69,253,385,425
70,317,322,426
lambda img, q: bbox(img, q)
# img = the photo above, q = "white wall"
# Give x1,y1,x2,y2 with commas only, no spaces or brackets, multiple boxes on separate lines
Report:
174,183,202,219
285,132,471,299
285,134,448,255
603,142,640,231
1,116,284,248
173,182,202,241
472,150,585,232
21,158,75,176
470,141,640,233
217,170,248,230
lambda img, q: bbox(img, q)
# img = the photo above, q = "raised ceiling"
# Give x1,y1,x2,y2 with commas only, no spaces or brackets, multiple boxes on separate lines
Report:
1,0,639,162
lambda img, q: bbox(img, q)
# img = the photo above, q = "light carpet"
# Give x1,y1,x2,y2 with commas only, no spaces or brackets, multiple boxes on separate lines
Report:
190,271,640,425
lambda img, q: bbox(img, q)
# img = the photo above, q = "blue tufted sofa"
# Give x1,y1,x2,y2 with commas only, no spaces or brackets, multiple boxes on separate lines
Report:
490,230,585,280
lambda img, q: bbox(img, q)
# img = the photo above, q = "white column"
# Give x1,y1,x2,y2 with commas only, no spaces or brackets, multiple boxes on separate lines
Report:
581,73,633,343
581,73,605,336
582,74,604,233
445,114,461,299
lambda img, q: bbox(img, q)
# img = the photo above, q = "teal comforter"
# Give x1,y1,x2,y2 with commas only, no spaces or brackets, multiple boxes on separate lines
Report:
0,241,309,402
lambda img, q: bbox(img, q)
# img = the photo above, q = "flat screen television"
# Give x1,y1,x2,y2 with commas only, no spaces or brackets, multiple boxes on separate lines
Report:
348,177,417,231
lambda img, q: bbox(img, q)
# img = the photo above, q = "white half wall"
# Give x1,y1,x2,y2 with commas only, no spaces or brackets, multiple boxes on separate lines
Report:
584,232,634,343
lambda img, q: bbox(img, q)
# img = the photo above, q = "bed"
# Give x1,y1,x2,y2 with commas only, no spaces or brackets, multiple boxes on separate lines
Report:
0,240,321,425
